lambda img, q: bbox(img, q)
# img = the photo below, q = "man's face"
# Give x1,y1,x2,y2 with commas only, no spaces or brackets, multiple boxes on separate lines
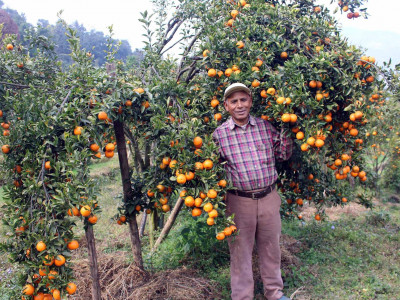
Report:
224,91,253,125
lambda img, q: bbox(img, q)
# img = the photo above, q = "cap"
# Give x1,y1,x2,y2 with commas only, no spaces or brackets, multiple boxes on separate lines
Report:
224,83,251,101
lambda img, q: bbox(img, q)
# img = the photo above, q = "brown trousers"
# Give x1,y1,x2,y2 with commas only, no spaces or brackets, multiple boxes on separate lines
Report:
226,188,283,300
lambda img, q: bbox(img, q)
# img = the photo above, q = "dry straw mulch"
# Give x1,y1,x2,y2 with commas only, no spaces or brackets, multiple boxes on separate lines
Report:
71,252,222,300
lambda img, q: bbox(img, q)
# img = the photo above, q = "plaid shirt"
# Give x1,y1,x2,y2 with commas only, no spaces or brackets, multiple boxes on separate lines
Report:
213,115,293,191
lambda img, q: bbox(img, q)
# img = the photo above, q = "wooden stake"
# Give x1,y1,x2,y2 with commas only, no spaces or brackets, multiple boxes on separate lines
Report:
85,226,102,300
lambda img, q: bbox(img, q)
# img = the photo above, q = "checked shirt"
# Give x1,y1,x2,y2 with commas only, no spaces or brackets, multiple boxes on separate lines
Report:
213,115,293,191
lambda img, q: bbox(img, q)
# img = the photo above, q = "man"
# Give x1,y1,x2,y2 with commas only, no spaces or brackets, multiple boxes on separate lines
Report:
212,83,293,300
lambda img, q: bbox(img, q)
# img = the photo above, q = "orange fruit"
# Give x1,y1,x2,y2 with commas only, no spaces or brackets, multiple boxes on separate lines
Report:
185,171,195,181
191,207,202,217
207,217,215,226
203,159,213,170
67,240,79,250
207,189,217,199
6,44,14,50
157,184,165,192
349,128,358,136
315,214,321,221
296,131,304,140
193,136,203,148
290,114,297,123
203,202,213,212
105,143,115,151
210,99,220,108
74,126,83,135
216,232,225,240
236,41,245,49
177,174,187,184
162,204,170,212
23,284,35,296
185,196,195,207
66,282,77,295
309,80,317,88
225,68,233,77
52,289,61,300
315,139,324,148
251,80,260,87
202,49,209,57
208,209,218,218
44,161,51,170
195,162,204,170
43,255,54,266
223,227,233,236
162,157,171,166
208,69,217,77
36,241,46,252
307,137,316,146
88,214,98,224
194,197,203,207
105,150,114,158
48,270,58,280
218,179,227,187
98,111,108,120
80,205,91,217
281,113,291,123
280,51,288,59
214,113,222,121
300,143,309,151
179,190,187,198
54,254,66,267
90,144,100,152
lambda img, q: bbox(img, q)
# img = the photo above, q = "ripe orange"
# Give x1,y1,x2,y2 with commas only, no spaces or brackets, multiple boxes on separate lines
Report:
195,162,204,170
349,128,358,136
210,99,220,108
177,174,187,184
334,159,342,166
281,113,291,123
185,171,195,181
43,255,54,266
216,232,225,240
251,80,260,87
207,217,215,226
162,204,170,212
315,139,324,148
199,192,207,199
74,126,83,135
218,179,227,187
157,184,165,192
300,143,309,151
202,49,209,57
231,9,239,18
203,159,213,170
214,113,222,121
36,241,46,252
52,289,61,300
88,215,98,224
236,41,245,49
185,196,195,207
256,59,263,67
66,282,77,295
6,44,13,50
296,131,304,140
208,209,218,218
2,144,10,154
193,136,203,148
260,90,268,98
342,197,348,203
223,227,233,236
23,284,34,296
290,114,297,123
105,150,114,158
98,111,108,120
306,137,316,146
44,161,51,170
54,254,66,267
280,51,288,59
67,240,79,250
80,205,91,217
191,207,202,217
207,189,217,199
315,214,321,221
90,144,100,152
194,197,203,207
309,80,317,88
203,202,213,212
208,69,217,77
225,68,233,77
105,143,115,151
48,270,58,280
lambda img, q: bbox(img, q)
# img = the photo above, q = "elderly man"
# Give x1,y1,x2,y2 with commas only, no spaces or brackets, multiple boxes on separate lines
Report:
212,83,293,300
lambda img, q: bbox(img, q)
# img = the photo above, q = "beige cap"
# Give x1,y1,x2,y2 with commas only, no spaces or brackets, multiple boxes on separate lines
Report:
223,82,251,101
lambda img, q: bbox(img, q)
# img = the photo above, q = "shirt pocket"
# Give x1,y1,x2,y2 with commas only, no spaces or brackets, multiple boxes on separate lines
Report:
256,142,274,166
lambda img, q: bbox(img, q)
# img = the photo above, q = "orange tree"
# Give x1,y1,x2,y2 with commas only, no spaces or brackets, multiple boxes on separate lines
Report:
0,24,114,298
132,0,386,238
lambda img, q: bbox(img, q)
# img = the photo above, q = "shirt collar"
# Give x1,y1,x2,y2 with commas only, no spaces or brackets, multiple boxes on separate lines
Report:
228,115,256,130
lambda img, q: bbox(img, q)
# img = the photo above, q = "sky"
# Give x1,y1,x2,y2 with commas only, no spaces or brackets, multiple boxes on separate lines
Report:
2,0,400,66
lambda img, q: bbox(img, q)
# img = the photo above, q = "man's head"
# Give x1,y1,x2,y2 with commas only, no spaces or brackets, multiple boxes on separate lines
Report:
223,83,253,126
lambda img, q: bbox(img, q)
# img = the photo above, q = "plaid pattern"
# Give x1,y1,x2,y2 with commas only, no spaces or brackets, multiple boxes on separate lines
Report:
213,116,293,191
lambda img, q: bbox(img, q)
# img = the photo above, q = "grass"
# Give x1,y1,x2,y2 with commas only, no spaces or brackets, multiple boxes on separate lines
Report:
0,159,399,299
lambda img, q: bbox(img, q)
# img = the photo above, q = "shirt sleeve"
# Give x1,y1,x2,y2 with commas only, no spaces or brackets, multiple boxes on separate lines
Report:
271,125,293,162
212,130,224,161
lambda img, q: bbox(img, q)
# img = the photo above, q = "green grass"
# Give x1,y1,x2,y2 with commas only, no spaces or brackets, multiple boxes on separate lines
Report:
282,205,400,299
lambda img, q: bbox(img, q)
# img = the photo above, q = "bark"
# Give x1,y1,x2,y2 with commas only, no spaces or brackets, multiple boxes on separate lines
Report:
85,226,102,300
114,119,144,270
151,197,184,253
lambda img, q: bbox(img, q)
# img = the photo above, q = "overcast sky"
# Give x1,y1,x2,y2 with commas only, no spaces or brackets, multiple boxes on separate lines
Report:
2,0,400,65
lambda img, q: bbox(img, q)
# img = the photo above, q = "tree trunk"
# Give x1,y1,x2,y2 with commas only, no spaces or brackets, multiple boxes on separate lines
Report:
152,197,184,253
85,226,102,300
114,119,144,270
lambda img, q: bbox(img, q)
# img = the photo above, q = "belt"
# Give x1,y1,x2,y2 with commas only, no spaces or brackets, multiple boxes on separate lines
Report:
228,185,274,200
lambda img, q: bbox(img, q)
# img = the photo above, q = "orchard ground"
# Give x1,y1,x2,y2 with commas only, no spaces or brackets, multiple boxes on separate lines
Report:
1,155,399,300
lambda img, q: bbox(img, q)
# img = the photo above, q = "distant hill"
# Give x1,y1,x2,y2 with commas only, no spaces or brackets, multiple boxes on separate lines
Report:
0,3,143,66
